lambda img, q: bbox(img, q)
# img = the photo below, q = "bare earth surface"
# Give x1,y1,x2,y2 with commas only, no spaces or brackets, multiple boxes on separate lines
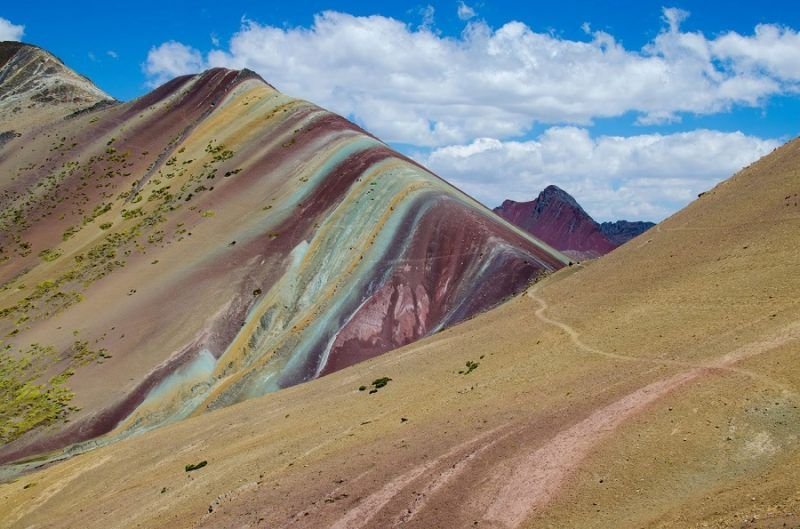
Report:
1,142,799,526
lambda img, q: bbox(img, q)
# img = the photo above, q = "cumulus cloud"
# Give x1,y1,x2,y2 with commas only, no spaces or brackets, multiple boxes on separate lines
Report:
143,9,800,147
420,128,779,221
457,2,476,21
141,9,789,220
143,41,205,86
712,24,800,81
0,17,25,41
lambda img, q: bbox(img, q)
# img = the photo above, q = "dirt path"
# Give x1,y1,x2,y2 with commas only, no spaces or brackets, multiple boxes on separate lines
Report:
528,287,632,363
478,290,800,527
527,286,796,394
481,369,699,528
317,288,798,529
327,423,514,529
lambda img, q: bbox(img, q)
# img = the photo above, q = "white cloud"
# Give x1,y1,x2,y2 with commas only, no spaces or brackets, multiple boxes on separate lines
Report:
712,24,800,81
143,41,205,87
140,10,791,221
0,17,24,41
143,9,800,147
107,50,119,59
457,2,476,21
662,7,689,33
419,5,435,30
419,128,779,221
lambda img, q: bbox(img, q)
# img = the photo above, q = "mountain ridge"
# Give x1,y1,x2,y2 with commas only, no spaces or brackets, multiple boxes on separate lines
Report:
0,55,567,464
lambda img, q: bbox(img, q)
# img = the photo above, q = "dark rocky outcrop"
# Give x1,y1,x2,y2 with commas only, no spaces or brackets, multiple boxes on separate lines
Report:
599,220,656,246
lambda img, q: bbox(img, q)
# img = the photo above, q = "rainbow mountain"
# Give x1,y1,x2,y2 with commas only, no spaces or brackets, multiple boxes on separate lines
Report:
0,44,567,464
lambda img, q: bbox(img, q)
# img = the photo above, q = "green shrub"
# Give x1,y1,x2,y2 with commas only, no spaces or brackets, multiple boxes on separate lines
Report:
185,461,207,472
38,248,62,262
372,377,392,389
121,207,143,220
359,377,393,395
459,360,479,375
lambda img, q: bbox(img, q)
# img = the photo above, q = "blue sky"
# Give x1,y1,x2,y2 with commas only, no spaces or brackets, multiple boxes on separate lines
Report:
2,1,800,220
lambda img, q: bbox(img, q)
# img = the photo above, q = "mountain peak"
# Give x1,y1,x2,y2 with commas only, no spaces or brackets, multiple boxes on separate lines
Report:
0,41,114,132
189,66,272,87
494,185,616,258
495,185,655,258
537,185,583,212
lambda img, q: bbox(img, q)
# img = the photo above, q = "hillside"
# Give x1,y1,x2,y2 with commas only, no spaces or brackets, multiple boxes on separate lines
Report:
1,133,796,529
494,185,653,259
0,45,567,464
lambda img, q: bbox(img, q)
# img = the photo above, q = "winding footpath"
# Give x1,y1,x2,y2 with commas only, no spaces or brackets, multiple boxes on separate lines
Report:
315,284,798,529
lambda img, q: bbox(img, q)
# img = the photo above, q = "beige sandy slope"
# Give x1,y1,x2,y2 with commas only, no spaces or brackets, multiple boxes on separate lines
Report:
0,139,798,528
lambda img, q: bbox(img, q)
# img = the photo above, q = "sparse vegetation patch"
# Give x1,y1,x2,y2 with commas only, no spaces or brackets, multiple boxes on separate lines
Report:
185,460,208,472
459,360,479,375
38,248,62,262
0,343,76,443
361,377,392,394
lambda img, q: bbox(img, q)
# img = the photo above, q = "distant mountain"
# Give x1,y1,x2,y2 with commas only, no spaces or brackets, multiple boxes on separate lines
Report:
599,220,656,246
494,185,653,259
0,44,567,464
494,185,616,259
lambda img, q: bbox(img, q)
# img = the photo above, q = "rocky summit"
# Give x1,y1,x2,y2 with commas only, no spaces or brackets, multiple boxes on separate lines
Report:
495,185,654,259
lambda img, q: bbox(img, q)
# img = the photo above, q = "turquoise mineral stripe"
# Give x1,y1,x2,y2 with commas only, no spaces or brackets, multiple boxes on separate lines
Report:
241,160,441,395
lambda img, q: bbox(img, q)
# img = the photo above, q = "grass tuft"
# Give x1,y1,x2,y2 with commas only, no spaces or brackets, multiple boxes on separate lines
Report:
185,461,208,472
